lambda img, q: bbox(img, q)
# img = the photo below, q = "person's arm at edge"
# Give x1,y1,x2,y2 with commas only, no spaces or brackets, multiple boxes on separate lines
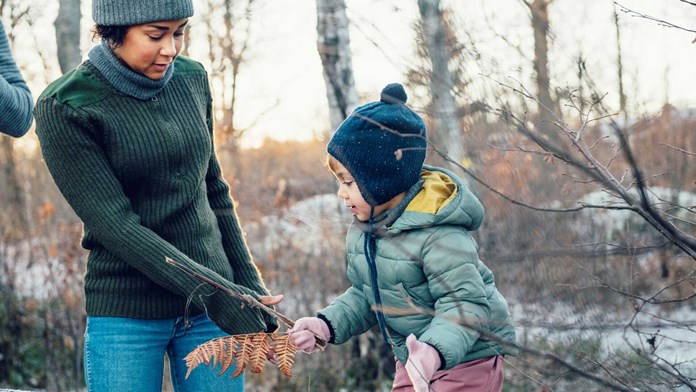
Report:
0,20,33,138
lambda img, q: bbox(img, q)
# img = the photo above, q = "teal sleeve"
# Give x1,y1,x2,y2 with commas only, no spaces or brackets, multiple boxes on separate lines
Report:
318,286,377,344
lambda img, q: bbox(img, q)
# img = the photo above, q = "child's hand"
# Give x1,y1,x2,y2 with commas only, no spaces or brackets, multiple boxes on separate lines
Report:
405,334,441,392
288,317,330,353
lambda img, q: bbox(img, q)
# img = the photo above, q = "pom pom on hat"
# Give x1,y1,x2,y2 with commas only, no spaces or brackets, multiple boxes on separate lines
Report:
327,83,427,206
380,83,408,104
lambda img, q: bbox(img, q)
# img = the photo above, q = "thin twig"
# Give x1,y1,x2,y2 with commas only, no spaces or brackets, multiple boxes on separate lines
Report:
660,143,696,156
615,1,696,34
165,256,327,350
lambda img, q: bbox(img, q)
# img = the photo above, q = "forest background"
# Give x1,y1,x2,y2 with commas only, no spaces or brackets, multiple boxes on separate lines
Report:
1,0,696,391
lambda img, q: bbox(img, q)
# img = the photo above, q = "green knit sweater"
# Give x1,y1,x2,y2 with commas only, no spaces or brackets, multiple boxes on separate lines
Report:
34,57,275,335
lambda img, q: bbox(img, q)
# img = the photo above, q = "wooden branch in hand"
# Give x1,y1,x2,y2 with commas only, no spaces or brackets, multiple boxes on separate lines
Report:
165,256,327,350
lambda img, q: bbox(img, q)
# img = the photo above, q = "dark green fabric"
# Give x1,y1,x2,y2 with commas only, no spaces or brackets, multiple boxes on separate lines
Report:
34,56,275,335
319,165,517,369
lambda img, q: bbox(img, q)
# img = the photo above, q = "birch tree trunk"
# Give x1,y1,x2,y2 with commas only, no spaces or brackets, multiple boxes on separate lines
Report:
417,0,462,163
55,0,81,74
524,0,565,149
613,4,626,120
316,0,357,131
527,0,554,118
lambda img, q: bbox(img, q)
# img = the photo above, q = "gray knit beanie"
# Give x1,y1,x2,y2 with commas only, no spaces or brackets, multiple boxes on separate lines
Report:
93,0,194,26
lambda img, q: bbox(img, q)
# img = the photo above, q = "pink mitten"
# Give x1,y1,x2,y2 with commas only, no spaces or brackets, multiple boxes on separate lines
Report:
288,317,330,353
405,334,442,392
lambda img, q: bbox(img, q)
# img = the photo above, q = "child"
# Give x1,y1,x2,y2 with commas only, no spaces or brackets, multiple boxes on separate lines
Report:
290,83,517,391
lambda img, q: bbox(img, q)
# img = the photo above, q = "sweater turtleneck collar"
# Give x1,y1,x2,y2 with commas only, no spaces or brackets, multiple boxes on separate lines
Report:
87,40,174,100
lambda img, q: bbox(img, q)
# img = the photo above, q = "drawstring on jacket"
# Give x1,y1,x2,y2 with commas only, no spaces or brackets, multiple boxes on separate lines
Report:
364,205,392,347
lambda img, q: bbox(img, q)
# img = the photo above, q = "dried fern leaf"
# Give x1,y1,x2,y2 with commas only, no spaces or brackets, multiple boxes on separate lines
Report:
211,336,226,369
184,349,204,379
184,336,236,379
184,339,215,379
186,332,299,379
273,334,298,378
249,333,271,373
218,337,238,377
232,334,254,378
201,340,215,364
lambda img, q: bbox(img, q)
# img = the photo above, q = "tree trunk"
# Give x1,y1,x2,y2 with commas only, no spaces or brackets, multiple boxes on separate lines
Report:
316,0,358,131
528,0,553,118
417,0,463,163
219,0,237,145
55,0,81,74
525,0,565,149
613,4,626,120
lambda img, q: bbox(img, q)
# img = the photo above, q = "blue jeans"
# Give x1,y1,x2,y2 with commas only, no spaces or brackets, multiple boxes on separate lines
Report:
84,313,244,392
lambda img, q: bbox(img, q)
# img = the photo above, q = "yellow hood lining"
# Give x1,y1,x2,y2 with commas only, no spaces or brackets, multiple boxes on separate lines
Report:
405,169,457,214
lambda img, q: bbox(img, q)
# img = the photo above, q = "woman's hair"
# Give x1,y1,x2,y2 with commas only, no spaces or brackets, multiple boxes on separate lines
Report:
92,25,129,48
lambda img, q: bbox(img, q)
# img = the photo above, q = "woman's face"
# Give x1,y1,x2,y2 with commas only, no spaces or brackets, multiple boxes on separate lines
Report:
112,18,188,80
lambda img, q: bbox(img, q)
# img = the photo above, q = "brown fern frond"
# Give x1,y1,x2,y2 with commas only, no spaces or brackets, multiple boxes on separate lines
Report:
184,338,213,379
185,332,300,379
184,346,207,379
232,334,254,378
272,333,298,378
249,333,271,373
218,337,237,376
184,336,237,379
211,336,225,369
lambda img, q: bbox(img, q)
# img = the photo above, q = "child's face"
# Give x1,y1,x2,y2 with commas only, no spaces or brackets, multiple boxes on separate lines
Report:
330,158,392,222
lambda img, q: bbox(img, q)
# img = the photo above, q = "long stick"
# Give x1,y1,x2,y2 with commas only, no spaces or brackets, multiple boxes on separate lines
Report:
165,256,327,350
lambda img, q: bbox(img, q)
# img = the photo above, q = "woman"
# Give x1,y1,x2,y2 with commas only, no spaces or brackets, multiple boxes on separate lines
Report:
34,1,277,390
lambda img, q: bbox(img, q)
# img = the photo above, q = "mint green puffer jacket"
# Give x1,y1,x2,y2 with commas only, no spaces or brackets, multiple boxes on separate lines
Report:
318,165,517,369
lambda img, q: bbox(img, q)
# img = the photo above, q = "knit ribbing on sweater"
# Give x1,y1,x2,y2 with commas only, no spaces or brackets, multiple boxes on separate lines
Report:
88,41,173,100
0,20,33,137
34,57,273,335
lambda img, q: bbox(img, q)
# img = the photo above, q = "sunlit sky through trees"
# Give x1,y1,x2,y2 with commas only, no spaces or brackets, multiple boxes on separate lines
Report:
6,0,696,149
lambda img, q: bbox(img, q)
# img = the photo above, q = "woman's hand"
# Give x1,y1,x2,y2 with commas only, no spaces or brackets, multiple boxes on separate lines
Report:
258,294,284,306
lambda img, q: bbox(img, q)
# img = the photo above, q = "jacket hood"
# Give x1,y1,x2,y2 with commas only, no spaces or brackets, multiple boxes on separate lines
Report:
353,165,484,234
392,165,484,232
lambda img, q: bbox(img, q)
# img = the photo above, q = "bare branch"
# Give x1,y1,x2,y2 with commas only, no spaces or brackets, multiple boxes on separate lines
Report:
610,122,696,258
164,257,328,350
614,1,696,34
660,143,696,156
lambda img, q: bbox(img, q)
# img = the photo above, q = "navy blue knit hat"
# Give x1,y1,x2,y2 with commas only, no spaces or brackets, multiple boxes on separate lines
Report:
327,83,427,206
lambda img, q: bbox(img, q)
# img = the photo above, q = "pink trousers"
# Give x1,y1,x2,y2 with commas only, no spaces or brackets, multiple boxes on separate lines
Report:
392,355,504,392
